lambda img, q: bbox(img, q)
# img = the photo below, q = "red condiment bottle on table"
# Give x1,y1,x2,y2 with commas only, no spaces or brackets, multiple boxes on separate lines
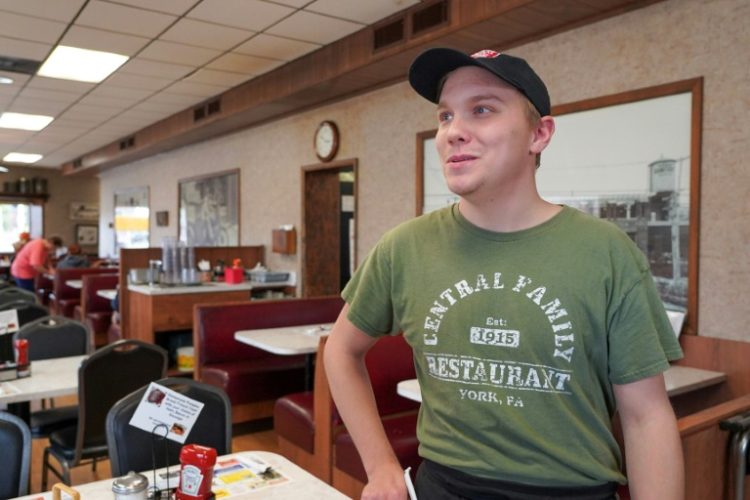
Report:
15,338,30,378
175,444,217,500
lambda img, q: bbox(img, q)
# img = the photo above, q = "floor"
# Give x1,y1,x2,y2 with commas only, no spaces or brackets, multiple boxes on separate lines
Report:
27,396,280,495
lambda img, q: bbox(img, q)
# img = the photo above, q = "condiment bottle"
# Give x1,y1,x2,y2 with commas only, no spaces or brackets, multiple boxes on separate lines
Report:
14,339,30,378
175,444,217,499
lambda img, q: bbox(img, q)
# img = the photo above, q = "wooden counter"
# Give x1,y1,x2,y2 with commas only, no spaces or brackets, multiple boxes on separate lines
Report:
127,280,293,343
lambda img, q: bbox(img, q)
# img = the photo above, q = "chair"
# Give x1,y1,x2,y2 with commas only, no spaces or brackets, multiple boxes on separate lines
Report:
0,300,49,328
720,411,750,500
13,316,91,438
73,273,118,347
0,287,37,307
41,339,168,489
0,411,32,498
107,377,232,477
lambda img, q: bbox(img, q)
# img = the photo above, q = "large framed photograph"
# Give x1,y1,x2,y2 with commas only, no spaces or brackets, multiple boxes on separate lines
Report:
537,78,703,334
76,224,99,246
178,170,240,247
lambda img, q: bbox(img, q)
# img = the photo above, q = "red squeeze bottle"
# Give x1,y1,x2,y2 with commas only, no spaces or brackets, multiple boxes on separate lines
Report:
15,339,30,377
175,444,217,499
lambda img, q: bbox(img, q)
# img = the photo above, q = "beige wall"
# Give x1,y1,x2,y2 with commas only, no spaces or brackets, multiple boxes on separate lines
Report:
2,165,99,253
98,0,749,341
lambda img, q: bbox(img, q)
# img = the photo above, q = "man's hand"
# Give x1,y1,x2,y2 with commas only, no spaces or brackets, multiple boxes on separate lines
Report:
361,460,409,500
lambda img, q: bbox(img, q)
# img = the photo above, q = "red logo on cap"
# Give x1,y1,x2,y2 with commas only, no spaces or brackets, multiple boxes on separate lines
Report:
471,49,501,59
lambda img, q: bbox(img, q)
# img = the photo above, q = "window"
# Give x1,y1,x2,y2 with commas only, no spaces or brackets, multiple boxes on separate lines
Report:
0,202,42,253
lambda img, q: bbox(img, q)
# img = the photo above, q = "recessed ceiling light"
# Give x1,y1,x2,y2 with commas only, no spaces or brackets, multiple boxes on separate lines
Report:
38,45,129,83
0,112,54,131
0,76,13,85
0,166,8,172
3,152,43,164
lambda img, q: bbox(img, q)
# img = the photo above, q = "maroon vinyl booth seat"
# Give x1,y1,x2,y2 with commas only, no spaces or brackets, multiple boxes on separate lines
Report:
273,333,420,493
34,273,54,307
49,267,118,318
73,273,118,347
193,296,344,424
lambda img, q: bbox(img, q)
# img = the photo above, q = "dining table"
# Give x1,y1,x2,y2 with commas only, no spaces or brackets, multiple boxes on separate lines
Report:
12,450,350,499
0,355,85,422
234,323,334,390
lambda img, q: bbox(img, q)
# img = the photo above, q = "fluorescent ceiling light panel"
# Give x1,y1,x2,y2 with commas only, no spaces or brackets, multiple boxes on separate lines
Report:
0,76,13,85
0,112,54,131
38,46,129,83
3,152,43,164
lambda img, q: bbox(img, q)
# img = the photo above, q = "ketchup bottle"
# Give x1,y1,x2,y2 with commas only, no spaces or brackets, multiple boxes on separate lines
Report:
15,339,30,378
175,444,217,499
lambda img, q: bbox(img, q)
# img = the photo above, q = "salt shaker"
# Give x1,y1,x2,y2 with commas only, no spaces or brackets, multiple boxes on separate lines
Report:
112,471,148,500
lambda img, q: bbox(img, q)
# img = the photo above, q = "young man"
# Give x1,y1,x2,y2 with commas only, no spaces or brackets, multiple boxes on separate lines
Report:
325,47,684,499
11,235,63,291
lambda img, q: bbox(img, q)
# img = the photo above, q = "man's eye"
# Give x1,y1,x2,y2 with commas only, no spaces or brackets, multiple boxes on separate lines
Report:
438,111,452,122
475,105,491,114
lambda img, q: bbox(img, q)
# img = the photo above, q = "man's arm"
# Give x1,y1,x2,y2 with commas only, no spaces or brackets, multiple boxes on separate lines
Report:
613,373,684,499
324,304,408,500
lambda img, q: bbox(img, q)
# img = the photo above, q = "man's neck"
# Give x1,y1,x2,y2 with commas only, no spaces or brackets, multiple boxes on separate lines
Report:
458,192,562,233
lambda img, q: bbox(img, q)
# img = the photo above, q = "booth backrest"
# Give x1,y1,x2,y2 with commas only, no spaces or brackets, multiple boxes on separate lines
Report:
193,296,344,372
81,273,118,313
365,334,419,417
52,267,119,302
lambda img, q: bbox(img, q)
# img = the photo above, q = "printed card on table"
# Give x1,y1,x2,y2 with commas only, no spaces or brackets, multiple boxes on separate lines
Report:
129,382,204,443
0,309,20,335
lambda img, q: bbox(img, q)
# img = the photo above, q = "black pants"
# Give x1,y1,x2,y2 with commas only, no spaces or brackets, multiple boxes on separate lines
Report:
415,459,618,500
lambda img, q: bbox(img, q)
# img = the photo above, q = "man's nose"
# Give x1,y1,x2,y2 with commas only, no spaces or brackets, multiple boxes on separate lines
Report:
445,116,469,144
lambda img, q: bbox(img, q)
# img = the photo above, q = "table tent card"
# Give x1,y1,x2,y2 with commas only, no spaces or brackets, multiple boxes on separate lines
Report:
129,382,204,443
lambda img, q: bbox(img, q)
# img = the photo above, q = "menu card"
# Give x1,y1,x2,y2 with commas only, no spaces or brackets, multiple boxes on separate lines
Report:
129,382,204,443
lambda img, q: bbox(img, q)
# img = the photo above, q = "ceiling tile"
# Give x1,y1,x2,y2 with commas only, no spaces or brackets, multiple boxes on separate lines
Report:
207,53,282,75
26,76,95,95
8,98,70,116
234,33,320,61
268,0,310,7
266,10,363,45
60,25,150,56
0,71,30,89
0,12,67,45
87,84,154,101
77,93,141,110
65,103,123,119
104,73,174,92
164,80,229,98
16,87,81,104
138,40,221,66
0,0,86,22
183,68,253,87
0,36,52,61
106,0,197,16
145,92,204,107
306,0,420,24
160,18,255,50
0,129,36,143
76,0,178,38
119,58,195,80
188,0,294,31
15,139,67,155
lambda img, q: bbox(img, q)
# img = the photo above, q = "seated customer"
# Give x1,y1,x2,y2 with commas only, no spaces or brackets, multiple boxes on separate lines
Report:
56,244,90,269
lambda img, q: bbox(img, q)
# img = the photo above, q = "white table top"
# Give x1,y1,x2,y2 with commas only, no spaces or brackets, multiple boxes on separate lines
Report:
129,279,293,296
397,365,727,403
235,323,333,355
96,288,117,300
65,279,83,289
13,451,350,499
0,355,84,405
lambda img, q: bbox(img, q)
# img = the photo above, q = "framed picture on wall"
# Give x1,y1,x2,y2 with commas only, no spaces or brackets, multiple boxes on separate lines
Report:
178,169,240,247
76,224,99,246
536,78,703,334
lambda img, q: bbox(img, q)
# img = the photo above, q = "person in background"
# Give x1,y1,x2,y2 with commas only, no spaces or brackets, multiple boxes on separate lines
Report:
12,231,30,254
11,235,63,291
56,243,90,269
325,47,684,499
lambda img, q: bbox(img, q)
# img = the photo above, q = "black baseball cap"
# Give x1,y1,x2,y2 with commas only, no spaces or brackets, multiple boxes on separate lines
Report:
408,47,551,117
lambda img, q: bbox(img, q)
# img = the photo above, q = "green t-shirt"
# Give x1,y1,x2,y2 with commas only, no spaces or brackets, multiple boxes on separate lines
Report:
342,204,683,487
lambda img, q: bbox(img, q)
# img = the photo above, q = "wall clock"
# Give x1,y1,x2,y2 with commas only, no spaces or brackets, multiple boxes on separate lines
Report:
314,120,339,162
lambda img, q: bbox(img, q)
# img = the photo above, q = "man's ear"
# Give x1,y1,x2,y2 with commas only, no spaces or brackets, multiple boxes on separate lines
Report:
530,116,555,155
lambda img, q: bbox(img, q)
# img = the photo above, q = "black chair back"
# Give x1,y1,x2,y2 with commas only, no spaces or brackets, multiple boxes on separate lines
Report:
106,377,232,477
0,300,50,328
0,287,37,307
76,340,168,463
0,411,31,498
13,315,89,361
